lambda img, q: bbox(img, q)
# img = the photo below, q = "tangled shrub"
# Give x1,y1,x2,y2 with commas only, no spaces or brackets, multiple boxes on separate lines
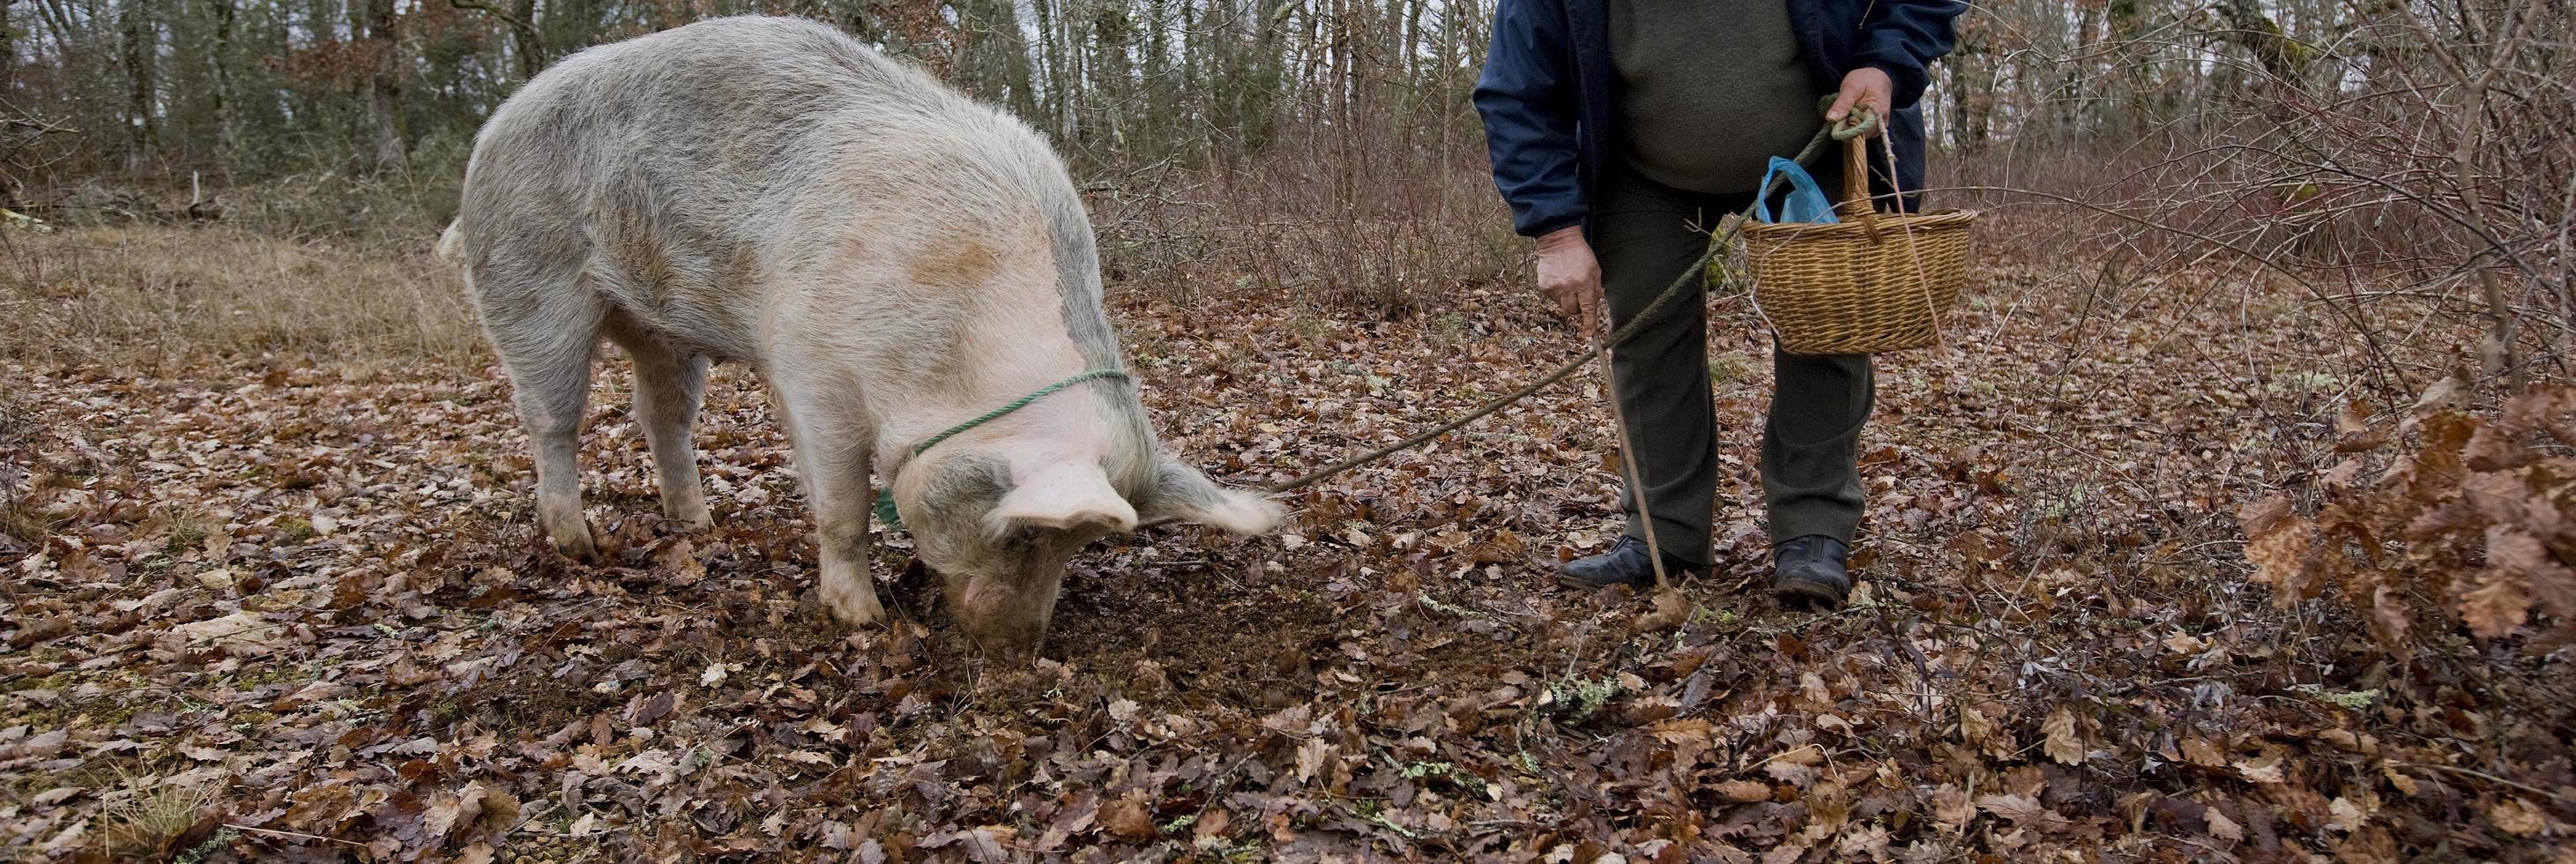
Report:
2242,384,2576,657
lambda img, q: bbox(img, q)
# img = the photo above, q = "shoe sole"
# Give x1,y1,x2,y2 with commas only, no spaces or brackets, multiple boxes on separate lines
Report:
1558,573,1653,591
1772,578,1848,610
1558,571,1705,591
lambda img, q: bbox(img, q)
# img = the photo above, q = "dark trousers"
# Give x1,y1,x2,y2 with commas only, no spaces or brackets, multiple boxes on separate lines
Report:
1594,160,1872,565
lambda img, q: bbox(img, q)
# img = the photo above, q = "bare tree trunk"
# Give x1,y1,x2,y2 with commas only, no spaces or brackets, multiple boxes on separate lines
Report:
2217,0,2310,83
1400,0,1420,94
450,0,547,80
2,0,16,95
31,0,72,58
2109,0,2153,134
365,0,407,172
1032,0,1074,140
512,0,540,78
995,0,1039,123
120,0,156,168
210,0,238,171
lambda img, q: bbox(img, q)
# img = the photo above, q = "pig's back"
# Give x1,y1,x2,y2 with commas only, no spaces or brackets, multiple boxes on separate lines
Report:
470,16,1031,232
458,17,1094,361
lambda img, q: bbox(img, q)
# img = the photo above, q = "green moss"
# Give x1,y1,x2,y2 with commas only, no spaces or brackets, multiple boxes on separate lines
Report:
1544,675,1621,722
1708,354,1760,387
166,518,213,551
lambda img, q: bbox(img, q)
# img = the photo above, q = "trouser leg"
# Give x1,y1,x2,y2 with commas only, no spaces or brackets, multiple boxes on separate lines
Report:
1760,347,1872,544
1592,168,1724,566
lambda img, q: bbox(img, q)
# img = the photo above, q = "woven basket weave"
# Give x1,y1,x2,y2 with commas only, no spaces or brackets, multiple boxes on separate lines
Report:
1740,135,1977,354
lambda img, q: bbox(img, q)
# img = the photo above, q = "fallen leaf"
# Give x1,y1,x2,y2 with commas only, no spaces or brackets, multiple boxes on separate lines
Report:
2233,754,2286,785
1711,779,1770,802
2490,797,2547,838
2043,707,2085,765
2206,807,2245,842
1102,794,1155,839
1976,793,2073,832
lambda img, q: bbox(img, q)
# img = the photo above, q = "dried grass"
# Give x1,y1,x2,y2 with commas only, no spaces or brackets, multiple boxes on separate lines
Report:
0,225,484,370
92,771,221,860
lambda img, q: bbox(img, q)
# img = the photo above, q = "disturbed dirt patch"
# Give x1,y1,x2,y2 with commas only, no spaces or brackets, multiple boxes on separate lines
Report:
4,228,2572,860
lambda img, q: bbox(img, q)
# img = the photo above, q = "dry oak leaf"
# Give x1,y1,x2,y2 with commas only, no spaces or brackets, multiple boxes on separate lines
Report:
2411,371,2470,417
1957,703,1992,744
1975,793,2073,832
2233,754,2288,785
1775,744,1826,766
1631,588,1692,635
2490,797,2549,838
1709,779,1771,803
626,690,680,727
2489,525,2576,619
2043,707,2085,765
2206,807,2245,843
2237,494,2292,539
2245,520,2320,606
1295,737,1333,784
176,610,287,654
1929,785,1976,830
1191,808,1232,848
1102,793,1156,839
2370,584,2415,654
2327,795,2373,832
2180,738,2229,768
2460,563,2534,640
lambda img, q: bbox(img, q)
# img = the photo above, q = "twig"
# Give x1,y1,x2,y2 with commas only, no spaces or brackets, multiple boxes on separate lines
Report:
224,824,369,848
1599,343,1668,587
2389,762,2575,803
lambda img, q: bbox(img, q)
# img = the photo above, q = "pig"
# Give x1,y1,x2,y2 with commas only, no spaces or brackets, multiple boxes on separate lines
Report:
437,16,1280,652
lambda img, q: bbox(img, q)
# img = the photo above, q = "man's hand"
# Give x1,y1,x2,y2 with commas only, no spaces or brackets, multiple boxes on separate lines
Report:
1825,67,1894,136
1534,226,1603,337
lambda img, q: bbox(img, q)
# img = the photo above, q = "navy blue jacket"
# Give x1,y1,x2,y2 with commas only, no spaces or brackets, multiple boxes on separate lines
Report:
1475,0,1963,238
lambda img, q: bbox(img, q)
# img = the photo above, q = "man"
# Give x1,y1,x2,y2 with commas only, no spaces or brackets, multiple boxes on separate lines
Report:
1474,0,1962,607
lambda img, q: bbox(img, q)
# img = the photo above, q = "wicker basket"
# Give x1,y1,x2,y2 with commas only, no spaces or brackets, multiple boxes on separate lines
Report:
1739,135,1977,354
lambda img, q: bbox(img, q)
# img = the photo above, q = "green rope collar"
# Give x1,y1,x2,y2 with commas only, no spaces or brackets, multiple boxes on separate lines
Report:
873,369,1131,532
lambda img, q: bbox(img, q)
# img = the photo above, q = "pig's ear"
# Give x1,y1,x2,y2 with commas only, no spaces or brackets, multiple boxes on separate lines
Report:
1135,454,1282,535
989,462,1139,533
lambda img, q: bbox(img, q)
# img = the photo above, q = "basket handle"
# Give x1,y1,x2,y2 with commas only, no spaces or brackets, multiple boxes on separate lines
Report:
1834,135,1879,228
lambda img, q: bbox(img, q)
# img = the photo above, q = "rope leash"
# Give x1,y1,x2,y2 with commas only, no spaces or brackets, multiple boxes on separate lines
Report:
1260,106,1881,496
874,368,1132,530
867,107,1882,534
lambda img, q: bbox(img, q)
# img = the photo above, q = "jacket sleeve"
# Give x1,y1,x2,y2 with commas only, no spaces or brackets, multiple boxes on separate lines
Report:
1852,0,1964,110
1473,0,1586,238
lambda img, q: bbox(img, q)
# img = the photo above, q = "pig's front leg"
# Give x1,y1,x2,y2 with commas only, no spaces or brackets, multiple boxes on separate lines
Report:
815,458,887,627
771,379,885,626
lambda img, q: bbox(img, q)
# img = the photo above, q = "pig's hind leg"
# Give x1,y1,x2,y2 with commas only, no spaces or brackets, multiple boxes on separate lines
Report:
477,262,609,560
605,316,712,529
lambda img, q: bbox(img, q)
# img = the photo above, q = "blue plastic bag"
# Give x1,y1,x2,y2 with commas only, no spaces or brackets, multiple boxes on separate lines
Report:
1753,157,1839,224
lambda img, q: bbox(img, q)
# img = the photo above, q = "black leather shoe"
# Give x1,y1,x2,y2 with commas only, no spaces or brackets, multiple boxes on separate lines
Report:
1560,536,1704,590
1771,535,1852,608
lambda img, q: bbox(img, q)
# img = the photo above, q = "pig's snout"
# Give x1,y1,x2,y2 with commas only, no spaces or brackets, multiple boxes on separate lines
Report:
899,444,1280,654
949,571,1060,655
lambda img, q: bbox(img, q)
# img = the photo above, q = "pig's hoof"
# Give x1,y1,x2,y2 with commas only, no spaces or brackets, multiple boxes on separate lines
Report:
821,579,886,626
663,497,712,531
545,520,601,560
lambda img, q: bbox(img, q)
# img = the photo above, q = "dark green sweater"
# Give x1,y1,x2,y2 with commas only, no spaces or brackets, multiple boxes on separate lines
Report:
1608,0,1826,194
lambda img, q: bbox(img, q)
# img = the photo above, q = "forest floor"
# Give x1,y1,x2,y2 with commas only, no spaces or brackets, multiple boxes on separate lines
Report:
2,224,2572,862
